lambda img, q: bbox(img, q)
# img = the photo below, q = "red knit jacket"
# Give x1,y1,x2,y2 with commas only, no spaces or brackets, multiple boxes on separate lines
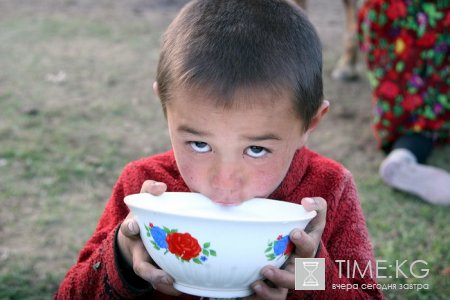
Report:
54,147,384,299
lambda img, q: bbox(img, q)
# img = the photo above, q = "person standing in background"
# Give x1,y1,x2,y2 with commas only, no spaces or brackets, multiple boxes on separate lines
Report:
358,0,450,204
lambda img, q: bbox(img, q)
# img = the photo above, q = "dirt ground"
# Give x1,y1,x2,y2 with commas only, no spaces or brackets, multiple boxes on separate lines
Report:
6,0,449,298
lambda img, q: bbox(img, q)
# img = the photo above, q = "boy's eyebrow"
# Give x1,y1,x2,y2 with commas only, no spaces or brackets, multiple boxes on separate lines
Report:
177,125,210,136
242,133,282,142
177,125,281,141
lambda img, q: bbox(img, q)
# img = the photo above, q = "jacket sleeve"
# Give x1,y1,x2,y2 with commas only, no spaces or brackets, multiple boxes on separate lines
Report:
289,171,384,300
53,163,154,300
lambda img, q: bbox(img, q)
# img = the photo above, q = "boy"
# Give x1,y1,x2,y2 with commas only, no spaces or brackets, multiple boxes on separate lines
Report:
55,0,383,299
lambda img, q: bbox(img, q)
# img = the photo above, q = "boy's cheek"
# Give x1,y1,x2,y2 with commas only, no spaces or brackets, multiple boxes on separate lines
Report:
175,152,290,198
253,171,285,197
176,160,205,192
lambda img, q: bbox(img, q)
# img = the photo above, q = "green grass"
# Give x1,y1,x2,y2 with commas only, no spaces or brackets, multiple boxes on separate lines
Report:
1,2,449,299
0,7,168,299
353,146,450,299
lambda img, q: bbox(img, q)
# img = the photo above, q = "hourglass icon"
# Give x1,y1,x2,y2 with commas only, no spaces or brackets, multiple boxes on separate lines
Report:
302,261,319,287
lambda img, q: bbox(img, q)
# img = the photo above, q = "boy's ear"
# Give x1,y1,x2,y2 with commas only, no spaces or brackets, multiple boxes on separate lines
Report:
153,81,160,98
306,100,329,133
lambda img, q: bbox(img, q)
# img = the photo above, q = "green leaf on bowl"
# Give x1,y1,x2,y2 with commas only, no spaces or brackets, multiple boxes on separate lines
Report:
266,253,276,261
151,241,160,250
193,258,202,264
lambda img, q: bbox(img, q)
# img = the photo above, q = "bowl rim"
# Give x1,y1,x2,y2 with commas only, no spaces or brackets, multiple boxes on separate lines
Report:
124,192,317,223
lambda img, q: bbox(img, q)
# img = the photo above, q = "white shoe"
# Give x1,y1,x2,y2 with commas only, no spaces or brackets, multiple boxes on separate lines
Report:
379,149,450,205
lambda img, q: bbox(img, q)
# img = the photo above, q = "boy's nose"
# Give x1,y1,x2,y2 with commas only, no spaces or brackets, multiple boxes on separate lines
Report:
208,162,244,204
210,162,242,189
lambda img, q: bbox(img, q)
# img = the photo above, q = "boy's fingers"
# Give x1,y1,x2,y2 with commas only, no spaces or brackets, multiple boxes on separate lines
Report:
152,281,182,296
301,197,326,241
301,197,326,221
140,180,167,195
132,244,180,296
290,229,317,258
133,261,180,295
250,279,288,300
291,197,327,257
260,266,295,289
120,214,140,237
122,179,169,238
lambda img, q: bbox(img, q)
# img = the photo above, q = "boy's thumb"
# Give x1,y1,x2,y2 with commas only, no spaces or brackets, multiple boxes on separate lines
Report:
124,219,140,236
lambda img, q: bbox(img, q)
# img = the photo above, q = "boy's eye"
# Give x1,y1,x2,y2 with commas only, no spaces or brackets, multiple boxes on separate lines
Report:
245,146,268,158
189,141,211,153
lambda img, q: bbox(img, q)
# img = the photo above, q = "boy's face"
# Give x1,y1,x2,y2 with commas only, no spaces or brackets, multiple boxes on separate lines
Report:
162,85,320,205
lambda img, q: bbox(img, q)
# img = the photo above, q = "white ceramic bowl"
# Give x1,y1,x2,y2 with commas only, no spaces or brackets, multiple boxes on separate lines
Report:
124,192,316,298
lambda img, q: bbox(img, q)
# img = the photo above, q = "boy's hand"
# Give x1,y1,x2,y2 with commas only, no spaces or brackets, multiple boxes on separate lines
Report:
117,180,181,296
244,197,327,300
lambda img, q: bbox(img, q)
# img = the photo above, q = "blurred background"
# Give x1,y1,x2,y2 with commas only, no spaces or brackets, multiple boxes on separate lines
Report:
0,0,449,299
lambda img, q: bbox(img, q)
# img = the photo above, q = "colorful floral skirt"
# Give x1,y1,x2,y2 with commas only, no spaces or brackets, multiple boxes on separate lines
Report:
358,0,449,151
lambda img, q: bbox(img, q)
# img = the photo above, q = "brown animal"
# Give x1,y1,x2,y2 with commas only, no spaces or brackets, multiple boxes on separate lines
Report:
294,0,359,80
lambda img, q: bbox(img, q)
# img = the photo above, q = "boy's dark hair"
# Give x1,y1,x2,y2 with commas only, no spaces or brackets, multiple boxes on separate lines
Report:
156,0,323,130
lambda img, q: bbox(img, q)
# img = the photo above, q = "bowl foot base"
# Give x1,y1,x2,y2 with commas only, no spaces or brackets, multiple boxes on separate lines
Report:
174,282,253,298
